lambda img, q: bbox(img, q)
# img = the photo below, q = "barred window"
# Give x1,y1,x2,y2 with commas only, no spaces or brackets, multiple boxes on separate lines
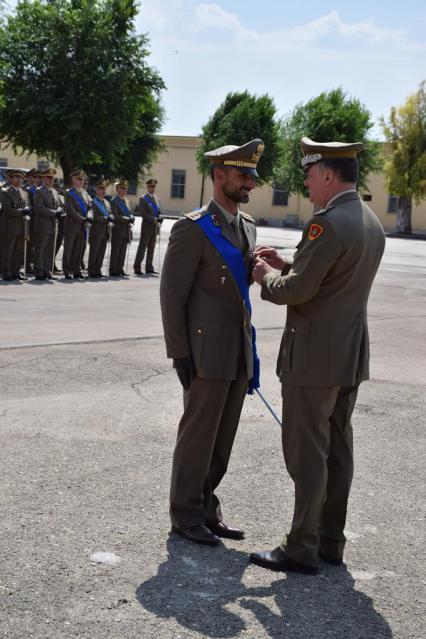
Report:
387,195,399,213
272,185,288,207
0,158,8,167
171,169,186,199
37,159,49,172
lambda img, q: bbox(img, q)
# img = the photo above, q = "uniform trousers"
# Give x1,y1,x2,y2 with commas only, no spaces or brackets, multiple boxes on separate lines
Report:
88,235,107,275
281,384,358,567
1,234,24,276
170,368,248,529
34,233,55,276
110,237,128,274
63,232,84,275
134,221,157,272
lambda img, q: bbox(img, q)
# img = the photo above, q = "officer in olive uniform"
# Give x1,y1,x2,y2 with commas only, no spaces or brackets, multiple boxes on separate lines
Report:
88,180,113,277
250,138,386,575
109,180,134,277
1,169,31,281
25,168,43,274
33,168,64,280
160,139,264,546
133,178,162,275
63,169,92,280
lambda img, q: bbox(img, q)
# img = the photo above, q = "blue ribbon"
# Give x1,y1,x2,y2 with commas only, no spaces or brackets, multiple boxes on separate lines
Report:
195,213,260,394
113,196,130,217
143,194,159,218
69,188,88,217
93,197,109,218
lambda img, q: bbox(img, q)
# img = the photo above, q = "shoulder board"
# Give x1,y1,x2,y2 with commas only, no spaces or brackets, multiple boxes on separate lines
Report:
184,207,209,222
314,204,334,216
240,211,256,224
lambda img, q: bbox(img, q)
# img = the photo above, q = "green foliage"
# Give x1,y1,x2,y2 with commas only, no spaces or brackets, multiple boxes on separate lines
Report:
196,91,284,185
276,88,381,195
0,0,165,183
381,81,426,205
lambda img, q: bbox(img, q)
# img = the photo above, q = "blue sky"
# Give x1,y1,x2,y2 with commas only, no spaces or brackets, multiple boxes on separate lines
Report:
137,0,426,138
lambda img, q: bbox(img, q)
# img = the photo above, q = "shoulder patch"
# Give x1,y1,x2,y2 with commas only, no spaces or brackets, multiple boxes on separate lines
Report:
240,211,256,224
308,223,324,241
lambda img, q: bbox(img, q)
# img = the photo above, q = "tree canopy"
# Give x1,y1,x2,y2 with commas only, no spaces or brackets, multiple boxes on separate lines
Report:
196,91,284,185
276,88,381,195
0,0,165,184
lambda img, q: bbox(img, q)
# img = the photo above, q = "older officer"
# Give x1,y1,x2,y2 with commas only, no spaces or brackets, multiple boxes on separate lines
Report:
109,179,134,277
133,178,162,275
63,169,92,280
88,180,113,277
160,139,264,546
33,168,64,280
1,169,31,281
250,138,386,574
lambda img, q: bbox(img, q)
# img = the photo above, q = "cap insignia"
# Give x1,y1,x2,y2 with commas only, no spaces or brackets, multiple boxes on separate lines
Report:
251,143,265,163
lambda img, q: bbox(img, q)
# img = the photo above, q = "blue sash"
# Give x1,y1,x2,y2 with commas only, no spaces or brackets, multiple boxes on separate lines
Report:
143,194,159,218
195,213,260,395
69,188,88,216
114,196,130,217
93,197,109,218
28,185,37,194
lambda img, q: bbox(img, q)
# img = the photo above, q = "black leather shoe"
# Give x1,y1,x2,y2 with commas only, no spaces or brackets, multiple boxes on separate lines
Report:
64,274,73,280
73,272,86,280
146,269,158,274
319,550,343,566
16,274,28,281
249,547,319,575
208,521,245,540
134,268,142,275
171,525,221,546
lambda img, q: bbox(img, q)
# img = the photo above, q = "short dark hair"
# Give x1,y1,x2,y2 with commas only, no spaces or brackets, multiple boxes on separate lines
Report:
320,158,358,183
210,164,229,182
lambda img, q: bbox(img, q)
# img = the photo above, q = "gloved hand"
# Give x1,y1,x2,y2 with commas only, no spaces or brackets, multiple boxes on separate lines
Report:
85,216,93,224
129,214,135,224
108,215,115,224
19,206,32,216
173,357,196,390
55,208,65,220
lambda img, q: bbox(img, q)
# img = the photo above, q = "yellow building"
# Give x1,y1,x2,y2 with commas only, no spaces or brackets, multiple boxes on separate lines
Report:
1,136,425,232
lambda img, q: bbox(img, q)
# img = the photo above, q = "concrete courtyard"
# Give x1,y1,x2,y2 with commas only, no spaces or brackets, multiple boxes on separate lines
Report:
0,222,425,638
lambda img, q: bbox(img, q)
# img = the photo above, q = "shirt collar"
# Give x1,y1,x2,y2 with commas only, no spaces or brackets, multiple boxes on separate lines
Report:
325,188,357,209
213,199,239,225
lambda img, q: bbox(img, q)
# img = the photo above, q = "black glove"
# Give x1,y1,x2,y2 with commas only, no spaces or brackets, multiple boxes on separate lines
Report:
173,357,196,390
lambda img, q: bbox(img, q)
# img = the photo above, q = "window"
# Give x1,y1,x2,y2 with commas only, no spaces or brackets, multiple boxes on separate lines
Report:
171,169,186,199
127,181,137,195
272,185,288,207
37,159,49,172
362,193,372,202
387,195,399,213
0,158,8,167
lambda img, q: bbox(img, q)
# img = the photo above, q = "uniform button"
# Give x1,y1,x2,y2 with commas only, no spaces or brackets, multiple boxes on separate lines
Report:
222,265,227,269
291,328,295,332
197,328,202,335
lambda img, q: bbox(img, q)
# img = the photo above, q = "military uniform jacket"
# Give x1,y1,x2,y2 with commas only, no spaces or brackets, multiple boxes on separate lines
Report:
261,192,385,387
160,199,257,380
0,185,29,236
33,186,61,236
91,197,111,240
135,194,161,225
110,196,132,239
64,188,92,235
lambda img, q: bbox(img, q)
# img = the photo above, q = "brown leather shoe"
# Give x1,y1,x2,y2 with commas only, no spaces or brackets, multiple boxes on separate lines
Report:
249,547,318,575
208,521,245,540
171,525,221,546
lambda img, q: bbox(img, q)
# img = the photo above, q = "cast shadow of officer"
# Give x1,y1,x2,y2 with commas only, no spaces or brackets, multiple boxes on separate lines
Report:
136,538,393,638
136,537,274,638
239,567,393,639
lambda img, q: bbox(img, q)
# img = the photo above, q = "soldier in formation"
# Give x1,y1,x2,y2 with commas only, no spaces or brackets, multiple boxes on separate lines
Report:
32,168,64,280
88,180,113,278
0,169,31,281
133,178,162,275
109,179,134,277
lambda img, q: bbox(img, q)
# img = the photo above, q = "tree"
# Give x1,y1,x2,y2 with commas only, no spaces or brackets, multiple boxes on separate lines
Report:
276,88,381,197
0,0,165,184
196,91,284,185
381,82,426,234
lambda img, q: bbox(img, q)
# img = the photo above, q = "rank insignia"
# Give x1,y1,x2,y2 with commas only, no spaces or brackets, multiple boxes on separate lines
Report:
211,214,221,226
308,223,324,241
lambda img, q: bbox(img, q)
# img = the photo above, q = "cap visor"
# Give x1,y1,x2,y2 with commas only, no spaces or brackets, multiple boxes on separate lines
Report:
238,167,259,178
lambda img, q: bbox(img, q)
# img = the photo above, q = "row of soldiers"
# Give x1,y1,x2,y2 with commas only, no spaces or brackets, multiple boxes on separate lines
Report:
0,168,162,281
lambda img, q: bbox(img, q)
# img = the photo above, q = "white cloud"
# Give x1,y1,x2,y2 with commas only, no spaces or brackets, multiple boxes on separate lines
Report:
194,3,244,32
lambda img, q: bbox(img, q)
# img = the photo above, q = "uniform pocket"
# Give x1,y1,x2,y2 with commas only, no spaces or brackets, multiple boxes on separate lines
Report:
280,322,310,374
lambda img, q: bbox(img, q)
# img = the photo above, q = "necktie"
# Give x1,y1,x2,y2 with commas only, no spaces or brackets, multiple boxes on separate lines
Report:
231,216,245,252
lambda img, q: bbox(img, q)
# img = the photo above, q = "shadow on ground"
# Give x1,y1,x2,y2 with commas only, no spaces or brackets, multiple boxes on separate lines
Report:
136,537,392,638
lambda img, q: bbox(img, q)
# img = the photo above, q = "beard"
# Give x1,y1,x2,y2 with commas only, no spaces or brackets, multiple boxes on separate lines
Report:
222,183,250,204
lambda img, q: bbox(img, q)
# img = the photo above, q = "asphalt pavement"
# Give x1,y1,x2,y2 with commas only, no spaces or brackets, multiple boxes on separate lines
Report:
0,223,425,638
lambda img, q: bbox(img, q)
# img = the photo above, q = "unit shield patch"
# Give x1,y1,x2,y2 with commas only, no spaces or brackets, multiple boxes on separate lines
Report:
308,223,324,241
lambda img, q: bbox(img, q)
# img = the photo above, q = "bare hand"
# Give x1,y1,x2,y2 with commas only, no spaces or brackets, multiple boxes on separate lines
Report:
254,245,286,270
253,256,274,284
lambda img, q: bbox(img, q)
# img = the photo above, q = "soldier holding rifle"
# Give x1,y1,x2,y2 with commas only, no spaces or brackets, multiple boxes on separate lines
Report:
1,169,31,281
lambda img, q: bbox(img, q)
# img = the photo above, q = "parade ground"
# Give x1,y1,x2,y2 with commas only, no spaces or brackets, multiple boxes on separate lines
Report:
0,222,425,639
